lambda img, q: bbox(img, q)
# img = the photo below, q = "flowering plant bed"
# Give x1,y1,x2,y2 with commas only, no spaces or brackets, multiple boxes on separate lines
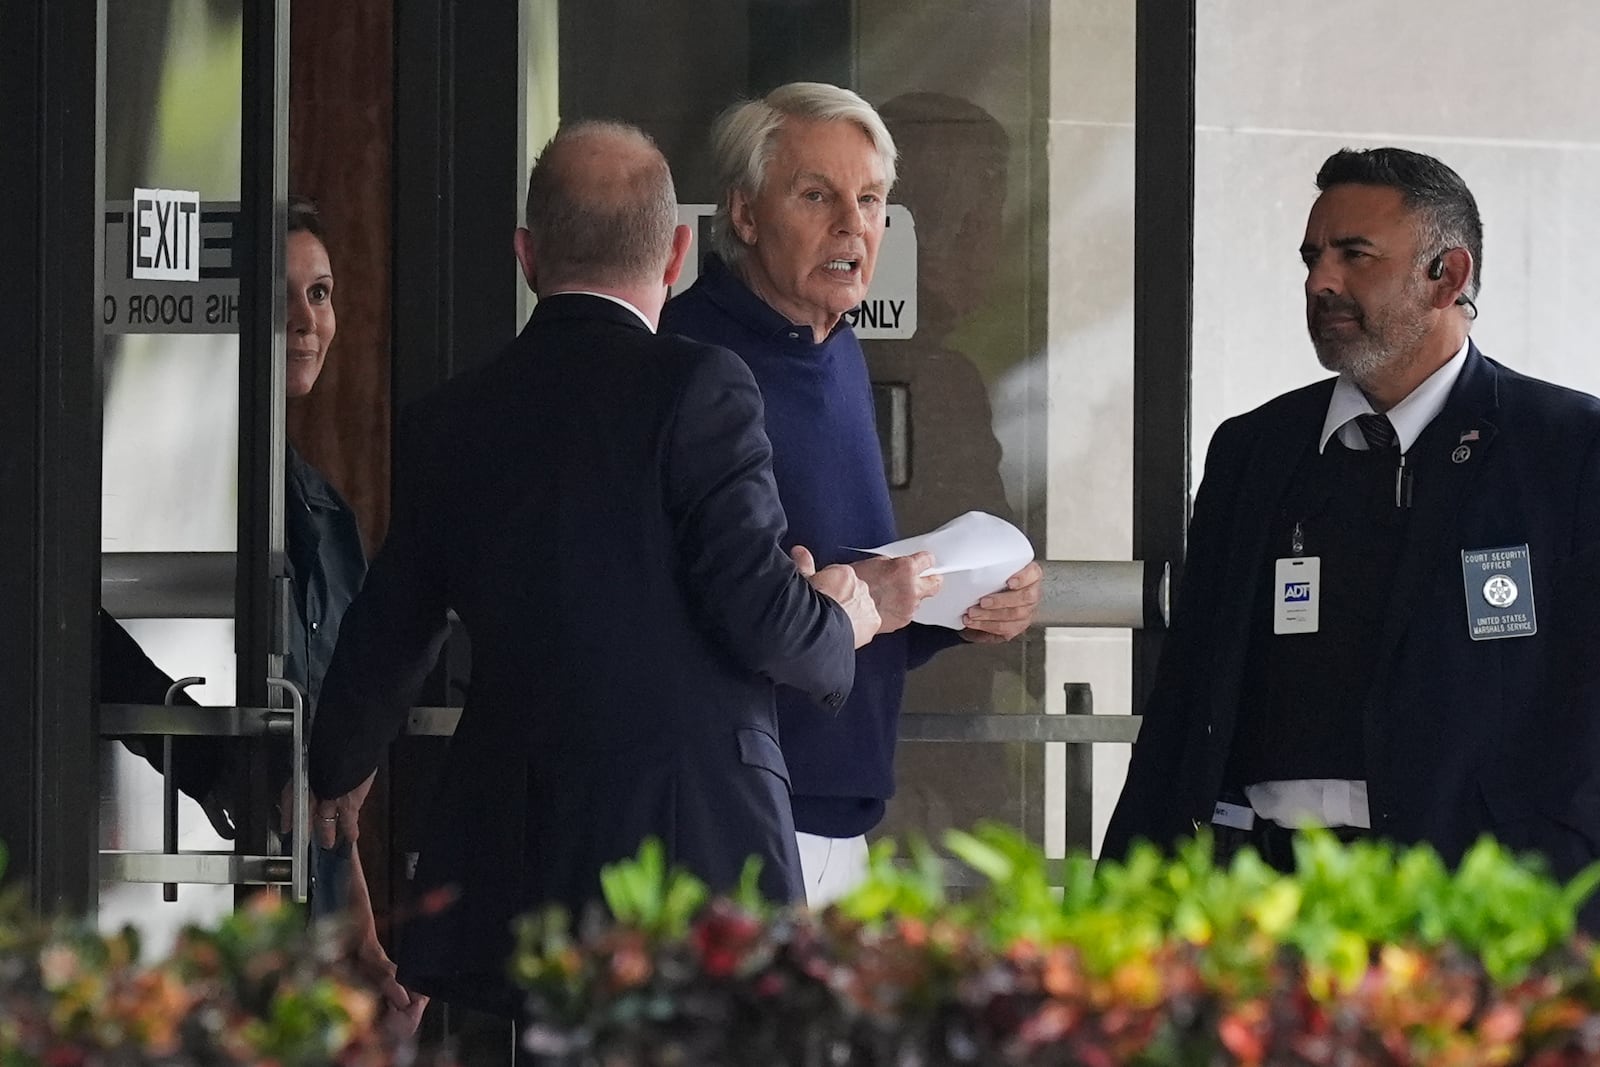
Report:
0,842,437,1067
510,828,1600,1066
5,828,1600,1065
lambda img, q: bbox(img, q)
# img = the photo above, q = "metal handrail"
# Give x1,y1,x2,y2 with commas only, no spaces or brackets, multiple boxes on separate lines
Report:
402,705,1142,744
99,684,308,902
899,712,1140,745
106,683,1142,895
101,552,235,619
160,677,207,901
100,851,294,887
266,677,308,903
102,703,290,736
101,553,1171,629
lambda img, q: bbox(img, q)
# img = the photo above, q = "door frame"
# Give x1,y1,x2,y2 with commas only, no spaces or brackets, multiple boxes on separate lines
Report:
0,0,296,912
0,0,1195,911
0,0,104,915
1132,4,1196,713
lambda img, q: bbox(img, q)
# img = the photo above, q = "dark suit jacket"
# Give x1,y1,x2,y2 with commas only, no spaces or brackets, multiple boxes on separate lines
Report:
307,294,856,1010
1104,345,1600,890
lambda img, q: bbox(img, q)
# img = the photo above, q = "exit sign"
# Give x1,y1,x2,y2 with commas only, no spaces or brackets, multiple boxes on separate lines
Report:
130,187,201,282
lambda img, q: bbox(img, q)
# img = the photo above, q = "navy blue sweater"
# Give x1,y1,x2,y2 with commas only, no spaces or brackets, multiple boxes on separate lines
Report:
662,255,960,836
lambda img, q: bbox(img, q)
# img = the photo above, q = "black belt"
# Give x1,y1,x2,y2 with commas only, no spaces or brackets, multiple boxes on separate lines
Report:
1212,819,1369,873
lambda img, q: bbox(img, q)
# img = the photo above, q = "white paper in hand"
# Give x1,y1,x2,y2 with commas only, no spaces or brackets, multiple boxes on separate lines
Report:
861,511,1035,630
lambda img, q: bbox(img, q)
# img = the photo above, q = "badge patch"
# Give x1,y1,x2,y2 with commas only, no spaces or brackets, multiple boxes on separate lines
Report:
1273,556,1320,635
1482,574,1517,608
1461,544,1536,640
1212,800,1256,830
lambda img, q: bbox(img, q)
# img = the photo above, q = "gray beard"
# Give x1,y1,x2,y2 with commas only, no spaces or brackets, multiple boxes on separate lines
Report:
1310,300,1430,392
1313,334,1389,384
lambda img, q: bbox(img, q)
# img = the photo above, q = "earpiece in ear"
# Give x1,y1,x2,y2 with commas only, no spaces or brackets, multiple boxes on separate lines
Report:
1427,255,1445,281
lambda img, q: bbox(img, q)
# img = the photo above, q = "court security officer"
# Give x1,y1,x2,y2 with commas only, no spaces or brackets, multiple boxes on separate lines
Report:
1103,148,1600,921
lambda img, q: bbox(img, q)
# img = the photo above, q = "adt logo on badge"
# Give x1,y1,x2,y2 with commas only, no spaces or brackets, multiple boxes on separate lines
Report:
1273,556,1320,635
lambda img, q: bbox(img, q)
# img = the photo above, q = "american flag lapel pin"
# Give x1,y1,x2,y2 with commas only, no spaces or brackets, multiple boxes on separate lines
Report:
1459,429,1480,443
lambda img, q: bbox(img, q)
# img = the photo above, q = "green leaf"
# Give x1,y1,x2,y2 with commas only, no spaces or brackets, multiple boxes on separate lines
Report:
600,863,635,923
906,835,949,908
943,828,1012,884
635,838,665,925
733,855,767,914
1562,858,1600,916
661,874,709,937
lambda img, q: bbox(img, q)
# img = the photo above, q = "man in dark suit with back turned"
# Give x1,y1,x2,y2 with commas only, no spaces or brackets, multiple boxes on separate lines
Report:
1104,148,1600,899
306,120,880,1017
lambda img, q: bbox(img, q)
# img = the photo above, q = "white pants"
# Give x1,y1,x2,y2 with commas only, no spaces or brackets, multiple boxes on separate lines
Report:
795,831,870,907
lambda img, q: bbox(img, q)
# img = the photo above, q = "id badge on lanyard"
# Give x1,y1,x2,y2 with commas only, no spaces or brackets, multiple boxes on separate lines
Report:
1274,522,1320,635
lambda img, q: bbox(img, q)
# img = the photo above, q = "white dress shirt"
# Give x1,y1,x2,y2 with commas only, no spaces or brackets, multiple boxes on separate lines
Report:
547,290,655,332
1318,337,1470,455
1245,338,1470,830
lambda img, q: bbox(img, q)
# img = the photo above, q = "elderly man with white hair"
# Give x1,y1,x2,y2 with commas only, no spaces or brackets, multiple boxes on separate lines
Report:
662,82,1043,905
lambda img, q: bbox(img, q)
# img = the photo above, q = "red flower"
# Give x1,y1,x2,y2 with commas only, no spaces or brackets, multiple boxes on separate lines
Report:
1218,1001,1268,1065
691,905,762,979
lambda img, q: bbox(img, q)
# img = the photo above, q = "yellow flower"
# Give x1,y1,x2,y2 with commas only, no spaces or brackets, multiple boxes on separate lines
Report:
1377,944,1421,989
1108,957,1162,1008
1172,907,1213,946
1245,881,1301,937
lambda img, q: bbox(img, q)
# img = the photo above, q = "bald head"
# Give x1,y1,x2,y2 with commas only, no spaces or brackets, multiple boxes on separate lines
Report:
521,121,679,293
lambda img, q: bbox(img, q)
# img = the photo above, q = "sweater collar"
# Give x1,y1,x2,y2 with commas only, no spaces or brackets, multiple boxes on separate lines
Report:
695,253,851,347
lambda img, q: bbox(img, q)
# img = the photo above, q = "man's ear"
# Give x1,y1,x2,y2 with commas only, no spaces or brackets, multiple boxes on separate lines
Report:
513,227,538,291
663,224,693,289
1434,246,1473,311
730,189,758,247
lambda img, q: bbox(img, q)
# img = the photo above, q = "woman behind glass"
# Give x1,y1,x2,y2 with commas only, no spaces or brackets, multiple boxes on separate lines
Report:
101,196,421,1027
282,196,425,1027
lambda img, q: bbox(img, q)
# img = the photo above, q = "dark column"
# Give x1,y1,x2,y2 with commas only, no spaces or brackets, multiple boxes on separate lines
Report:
394,0,521,408
234,0,291,895
0,0,104,914
389,4,520,1043
1132,1,1195,713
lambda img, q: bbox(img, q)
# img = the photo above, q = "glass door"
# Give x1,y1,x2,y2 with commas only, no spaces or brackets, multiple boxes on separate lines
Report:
519,0,1145,863
96,0,293,951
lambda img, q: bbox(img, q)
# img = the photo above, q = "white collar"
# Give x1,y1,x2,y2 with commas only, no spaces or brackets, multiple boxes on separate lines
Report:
548,290,656,332
1318,337,1470,454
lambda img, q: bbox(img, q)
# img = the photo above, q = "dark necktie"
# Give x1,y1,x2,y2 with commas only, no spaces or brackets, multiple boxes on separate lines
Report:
1354,412,1397,451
